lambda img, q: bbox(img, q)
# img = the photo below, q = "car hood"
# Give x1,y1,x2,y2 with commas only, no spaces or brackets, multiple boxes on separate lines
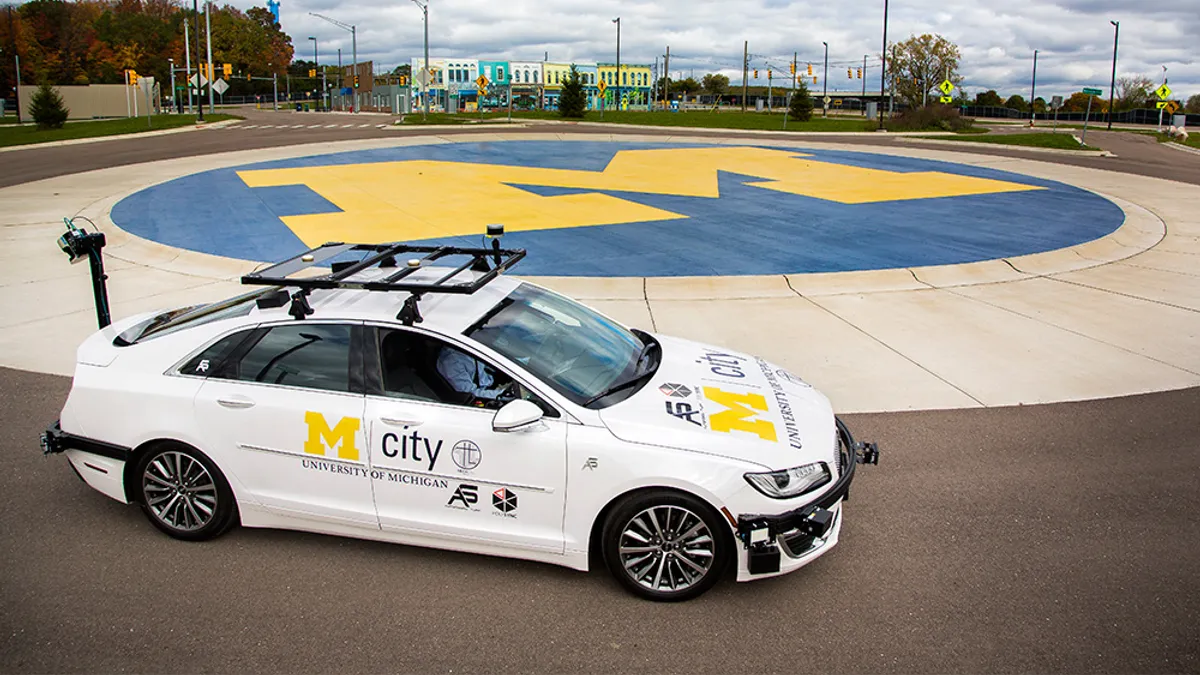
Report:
598,334,837,472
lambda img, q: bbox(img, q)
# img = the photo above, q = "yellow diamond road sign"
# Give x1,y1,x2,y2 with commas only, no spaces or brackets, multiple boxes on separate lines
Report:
1156,83,1172,100
476,75,489,88
598,80,607,95
939,79,954,95
1166,101,1179,114
939,95,953,104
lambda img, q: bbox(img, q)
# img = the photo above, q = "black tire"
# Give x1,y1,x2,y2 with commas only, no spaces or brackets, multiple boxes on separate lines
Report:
601,490,732,602
134,442,237,541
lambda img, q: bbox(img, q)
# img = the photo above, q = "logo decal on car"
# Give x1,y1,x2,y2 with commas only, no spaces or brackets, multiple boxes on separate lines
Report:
492,488,518,516
451,440,482,472
703,387,778,442
381,429,442,471
659,383,692,398
303,411,361,461
447,483,479,510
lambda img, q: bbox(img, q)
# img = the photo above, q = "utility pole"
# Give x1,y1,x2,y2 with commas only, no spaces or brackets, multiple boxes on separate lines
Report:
273,71,278,110
1029,49,1038,124
663,45,670,110
8,5,22,123
204,1,214,115
192,0,203,121
613,17,620,111
862,54,867,115
308,36,318,109
741,41,748,112
878,0,889,129
338,48,342,110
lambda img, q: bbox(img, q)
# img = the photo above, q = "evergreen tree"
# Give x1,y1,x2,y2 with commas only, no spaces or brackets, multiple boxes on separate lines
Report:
558,65,587,118
788,78,813,122
30,83,70,130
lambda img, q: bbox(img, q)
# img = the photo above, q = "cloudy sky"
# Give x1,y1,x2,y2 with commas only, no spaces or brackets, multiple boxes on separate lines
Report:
271,0,1198,100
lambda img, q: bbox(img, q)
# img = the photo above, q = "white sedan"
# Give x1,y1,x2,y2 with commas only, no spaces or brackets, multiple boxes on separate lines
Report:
42,242,878,601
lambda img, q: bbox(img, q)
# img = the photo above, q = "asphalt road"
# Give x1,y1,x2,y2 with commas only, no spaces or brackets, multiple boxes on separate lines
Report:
1,115,1198,673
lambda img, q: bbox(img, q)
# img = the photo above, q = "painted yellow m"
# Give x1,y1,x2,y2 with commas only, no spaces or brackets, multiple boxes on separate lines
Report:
304,411,361,460
702,387,778,442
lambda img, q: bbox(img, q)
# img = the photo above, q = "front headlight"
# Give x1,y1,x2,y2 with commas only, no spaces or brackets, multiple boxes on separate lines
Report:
744,462,831,499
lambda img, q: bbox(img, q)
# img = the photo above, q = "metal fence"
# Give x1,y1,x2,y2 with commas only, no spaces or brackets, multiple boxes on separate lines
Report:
961,105,1199,126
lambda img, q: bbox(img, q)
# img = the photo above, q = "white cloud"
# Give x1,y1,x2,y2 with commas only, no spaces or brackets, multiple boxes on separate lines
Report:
254,0,1198,99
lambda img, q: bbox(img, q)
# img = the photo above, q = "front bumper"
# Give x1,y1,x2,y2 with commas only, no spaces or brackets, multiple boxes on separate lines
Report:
736,417,878,576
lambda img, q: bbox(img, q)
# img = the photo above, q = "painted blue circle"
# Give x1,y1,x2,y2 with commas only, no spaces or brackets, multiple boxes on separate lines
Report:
111,141,1124,277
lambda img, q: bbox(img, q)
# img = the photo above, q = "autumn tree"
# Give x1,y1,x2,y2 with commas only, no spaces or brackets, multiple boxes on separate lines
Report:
1187,94,1200,114
701,73,729,96
886,33,961,107
1061,91,1107,113
1114,74,1154,111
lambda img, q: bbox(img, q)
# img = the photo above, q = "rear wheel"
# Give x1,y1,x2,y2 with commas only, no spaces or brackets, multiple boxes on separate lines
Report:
135,443,236,541
601,490,731,601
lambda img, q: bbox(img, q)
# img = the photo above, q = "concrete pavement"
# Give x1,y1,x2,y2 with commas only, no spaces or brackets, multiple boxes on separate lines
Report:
2,131,1198,412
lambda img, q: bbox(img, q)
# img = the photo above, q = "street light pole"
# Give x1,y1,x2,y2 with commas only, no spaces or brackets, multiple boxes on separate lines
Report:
192,0,203,121
168,58,176,113
308,36,320,110
613,17,620,111
310,13,357,112
204,1,214,115
861,54,867,115
1029,49,1038,124
878,0,888,129
1107,19,1119,130
410,0,429,120
822,41,828,117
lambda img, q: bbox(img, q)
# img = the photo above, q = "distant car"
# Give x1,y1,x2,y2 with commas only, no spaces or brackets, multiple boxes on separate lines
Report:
42,241,878,601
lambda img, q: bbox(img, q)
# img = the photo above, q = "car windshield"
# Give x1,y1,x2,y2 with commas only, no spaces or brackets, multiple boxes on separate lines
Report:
465,284,651,407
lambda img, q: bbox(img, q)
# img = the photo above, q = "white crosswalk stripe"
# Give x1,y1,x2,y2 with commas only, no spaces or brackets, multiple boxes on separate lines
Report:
340,124,354,128
376,124,388,128
307,124,322,128
357,124,370,128
241,124,258,129
324,124,339,128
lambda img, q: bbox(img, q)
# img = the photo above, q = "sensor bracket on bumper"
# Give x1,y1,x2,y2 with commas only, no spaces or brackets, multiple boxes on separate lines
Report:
735,418,879,574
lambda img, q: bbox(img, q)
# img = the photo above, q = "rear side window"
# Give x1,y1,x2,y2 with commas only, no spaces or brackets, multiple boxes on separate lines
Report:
179,331,253,377
229,324,353,393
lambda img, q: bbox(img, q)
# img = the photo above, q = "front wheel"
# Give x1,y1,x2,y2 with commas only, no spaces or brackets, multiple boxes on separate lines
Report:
601,490,731,601
135,443,237,541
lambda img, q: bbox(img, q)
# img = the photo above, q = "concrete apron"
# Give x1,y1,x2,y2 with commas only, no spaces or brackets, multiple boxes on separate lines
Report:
2,132,1198,414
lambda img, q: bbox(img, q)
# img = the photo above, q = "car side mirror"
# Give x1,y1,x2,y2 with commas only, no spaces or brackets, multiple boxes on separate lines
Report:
493,399,544,433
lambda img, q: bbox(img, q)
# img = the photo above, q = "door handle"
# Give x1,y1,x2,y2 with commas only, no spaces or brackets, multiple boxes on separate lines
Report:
217,396,256,410
380,416,422,427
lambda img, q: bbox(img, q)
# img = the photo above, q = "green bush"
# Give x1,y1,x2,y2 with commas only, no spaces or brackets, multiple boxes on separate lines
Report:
30,83,69,129
888,104,973,132
558,66,586,119
787,79,813,121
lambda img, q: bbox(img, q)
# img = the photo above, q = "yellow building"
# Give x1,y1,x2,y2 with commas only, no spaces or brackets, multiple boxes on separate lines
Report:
543,62,571,90
597,63,652,109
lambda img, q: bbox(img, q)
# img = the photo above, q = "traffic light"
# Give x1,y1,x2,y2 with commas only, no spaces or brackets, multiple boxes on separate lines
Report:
399,75,407,85
812,76,817,84
354,74,359,88
790,62,796,74
767,70,772,79
847,68,852,79
309,68,316,78
857,68,862,79
753,69,758,79
223,62,232,77
127,70,138,86
247,73,252,81
807,63,813,75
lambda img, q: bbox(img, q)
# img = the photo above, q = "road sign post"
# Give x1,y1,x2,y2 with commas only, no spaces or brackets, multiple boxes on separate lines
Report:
598,79,607,120
1155,82,1173,131
1080,89,1104,145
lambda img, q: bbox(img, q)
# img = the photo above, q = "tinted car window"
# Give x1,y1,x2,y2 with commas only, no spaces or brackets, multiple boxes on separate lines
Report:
179,330,252,377
232,324,353,393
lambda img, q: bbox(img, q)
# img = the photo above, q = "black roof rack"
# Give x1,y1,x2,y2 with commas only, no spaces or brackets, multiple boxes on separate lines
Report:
240,241,525,325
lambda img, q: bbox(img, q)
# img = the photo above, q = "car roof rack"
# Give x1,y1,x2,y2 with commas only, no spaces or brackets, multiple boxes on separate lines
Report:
241,241,526,325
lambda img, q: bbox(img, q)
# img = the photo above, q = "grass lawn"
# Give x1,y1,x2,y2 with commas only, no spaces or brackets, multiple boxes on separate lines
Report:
400,109,873,132
0,114,241,148
914,131,1098,151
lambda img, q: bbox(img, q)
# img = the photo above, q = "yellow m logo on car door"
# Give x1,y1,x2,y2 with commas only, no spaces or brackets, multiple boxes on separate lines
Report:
702,387,778,442
304,411,361,460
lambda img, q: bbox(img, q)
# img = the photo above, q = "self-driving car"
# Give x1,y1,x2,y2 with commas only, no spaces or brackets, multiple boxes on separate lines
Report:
42,238,878,601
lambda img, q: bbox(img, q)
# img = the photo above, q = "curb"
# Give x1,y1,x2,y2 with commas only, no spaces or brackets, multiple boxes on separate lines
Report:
1161,141,1200,156
895,136,1113,157
0,118,243,154
524,119,959,137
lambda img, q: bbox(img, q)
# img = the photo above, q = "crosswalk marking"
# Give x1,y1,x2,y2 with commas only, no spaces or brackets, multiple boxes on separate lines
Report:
340,124,354,128
324,124,339,128
376,124,388,128
307,124,322,128
357,124,370,128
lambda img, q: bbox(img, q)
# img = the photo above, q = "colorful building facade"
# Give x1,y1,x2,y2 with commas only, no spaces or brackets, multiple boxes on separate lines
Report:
409,58,651,112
